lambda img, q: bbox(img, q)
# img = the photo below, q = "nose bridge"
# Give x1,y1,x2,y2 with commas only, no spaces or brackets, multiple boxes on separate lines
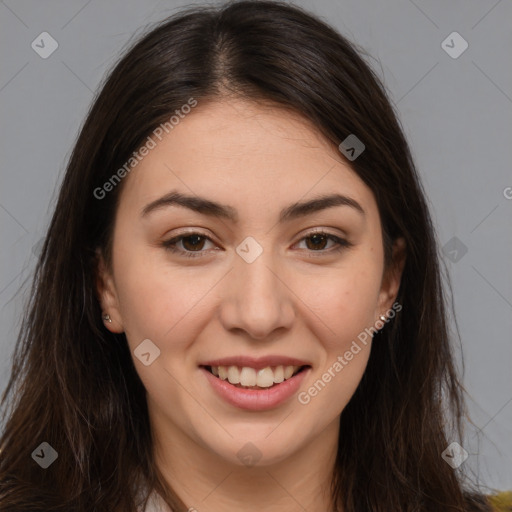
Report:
220,236,294,338
239,253,280,305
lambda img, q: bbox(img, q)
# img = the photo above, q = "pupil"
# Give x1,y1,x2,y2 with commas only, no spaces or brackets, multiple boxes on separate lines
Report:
183,235,204,251
307,234,326,250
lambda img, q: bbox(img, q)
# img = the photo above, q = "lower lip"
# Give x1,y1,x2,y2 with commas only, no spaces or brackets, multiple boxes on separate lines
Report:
200,366,310,411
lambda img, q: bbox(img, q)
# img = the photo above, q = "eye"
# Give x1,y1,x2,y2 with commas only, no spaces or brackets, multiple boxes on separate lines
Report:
162,232,216,258
294,230,353,257
161,230,352,258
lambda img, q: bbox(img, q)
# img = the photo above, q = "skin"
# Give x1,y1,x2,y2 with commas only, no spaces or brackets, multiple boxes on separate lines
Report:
97,97,406,512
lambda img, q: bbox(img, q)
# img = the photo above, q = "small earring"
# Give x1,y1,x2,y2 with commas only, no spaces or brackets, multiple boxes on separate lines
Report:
102,314,112,323
379,315,387,322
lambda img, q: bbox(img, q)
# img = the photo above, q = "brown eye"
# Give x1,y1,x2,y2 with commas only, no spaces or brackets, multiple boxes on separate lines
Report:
296,231,352,256
304,233,330,251
162,230,352,259
162,233,216,258
180,235,207,251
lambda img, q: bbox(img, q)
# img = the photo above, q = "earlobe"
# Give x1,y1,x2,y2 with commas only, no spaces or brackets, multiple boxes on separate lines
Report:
95,249,124,334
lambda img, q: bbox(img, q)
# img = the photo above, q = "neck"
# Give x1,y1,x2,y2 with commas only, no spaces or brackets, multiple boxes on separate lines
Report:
151,413,340,512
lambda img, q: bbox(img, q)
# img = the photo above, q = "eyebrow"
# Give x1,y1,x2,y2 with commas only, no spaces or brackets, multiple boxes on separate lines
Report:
141,190,365,223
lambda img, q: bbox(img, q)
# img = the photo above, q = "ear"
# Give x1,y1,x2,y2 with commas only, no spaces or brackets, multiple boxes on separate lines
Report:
375,237,406,320
95,249,124,333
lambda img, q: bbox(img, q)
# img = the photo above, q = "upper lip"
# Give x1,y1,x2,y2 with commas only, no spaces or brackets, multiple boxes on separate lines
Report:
199,356,311,370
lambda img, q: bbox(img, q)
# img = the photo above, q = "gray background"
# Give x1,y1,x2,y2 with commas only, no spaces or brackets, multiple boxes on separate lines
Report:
1,0,511,491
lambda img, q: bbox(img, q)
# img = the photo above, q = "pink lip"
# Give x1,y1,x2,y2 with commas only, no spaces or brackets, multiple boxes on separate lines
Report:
200,366,311,411
199,355,310,370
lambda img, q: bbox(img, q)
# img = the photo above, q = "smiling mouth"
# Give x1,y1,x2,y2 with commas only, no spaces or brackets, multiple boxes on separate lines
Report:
202,364,309,390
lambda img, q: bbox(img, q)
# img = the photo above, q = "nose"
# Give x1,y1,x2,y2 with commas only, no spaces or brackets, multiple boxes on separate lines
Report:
218,248,295,340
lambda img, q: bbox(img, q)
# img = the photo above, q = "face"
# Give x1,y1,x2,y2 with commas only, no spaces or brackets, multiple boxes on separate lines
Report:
97,98,405,471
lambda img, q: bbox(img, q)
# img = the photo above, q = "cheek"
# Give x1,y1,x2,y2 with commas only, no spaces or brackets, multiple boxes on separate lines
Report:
111,237,210,350
296,265,378,413
297,261,382,347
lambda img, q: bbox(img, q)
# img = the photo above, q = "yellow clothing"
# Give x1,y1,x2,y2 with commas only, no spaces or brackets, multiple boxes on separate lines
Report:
489,491,512,511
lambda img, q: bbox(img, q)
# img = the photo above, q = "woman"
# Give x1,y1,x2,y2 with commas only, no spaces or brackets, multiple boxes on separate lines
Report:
0,1,508,511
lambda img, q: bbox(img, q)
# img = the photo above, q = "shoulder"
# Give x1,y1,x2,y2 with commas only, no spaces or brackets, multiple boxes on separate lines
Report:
488,491,512,511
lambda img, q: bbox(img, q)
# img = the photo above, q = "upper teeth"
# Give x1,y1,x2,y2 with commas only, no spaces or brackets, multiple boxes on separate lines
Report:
211,365,301,387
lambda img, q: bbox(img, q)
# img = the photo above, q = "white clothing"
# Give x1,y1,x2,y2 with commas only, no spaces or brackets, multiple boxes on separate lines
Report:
137,489,173,512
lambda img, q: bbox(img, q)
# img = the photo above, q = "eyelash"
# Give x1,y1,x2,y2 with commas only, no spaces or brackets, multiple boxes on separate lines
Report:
161,231,353,259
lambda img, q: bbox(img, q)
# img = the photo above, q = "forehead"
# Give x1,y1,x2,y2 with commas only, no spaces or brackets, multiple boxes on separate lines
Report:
117,98,378,222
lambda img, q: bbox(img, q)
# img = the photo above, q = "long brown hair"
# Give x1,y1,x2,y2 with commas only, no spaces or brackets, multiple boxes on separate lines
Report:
0,1,495,510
